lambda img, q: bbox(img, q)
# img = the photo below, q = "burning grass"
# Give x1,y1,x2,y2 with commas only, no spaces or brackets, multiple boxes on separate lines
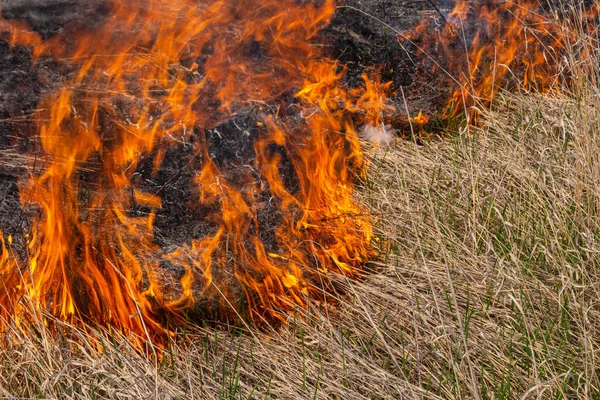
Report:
0,0,380,337
1,0,600,398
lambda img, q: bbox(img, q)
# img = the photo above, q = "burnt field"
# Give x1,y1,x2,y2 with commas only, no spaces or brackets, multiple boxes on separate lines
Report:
0,0,447,329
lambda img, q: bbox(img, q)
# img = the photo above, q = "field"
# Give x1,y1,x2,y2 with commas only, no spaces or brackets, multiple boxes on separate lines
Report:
1,91,598,398
1,1,600,399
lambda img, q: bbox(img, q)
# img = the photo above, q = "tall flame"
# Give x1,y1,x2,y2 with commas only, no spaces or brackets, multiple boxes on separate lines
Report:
0,0,380,340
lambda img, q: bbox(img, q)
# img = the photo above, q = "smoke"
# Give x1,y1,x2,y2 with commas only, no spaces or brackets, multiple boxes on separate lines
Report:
360,123,394,145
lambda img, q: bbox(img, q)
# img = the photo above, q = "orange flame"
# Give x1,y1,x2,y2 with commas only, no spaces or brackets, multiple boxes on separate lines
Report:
412,110,429,126
2,0,596,345
402,0,600,118
0,0,385,342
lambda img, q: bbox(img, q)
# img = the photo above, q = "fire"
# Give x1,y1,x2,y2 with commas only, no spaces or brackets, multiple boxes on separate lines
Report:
403,0,600,118
0,0,379,340
412,111,429,126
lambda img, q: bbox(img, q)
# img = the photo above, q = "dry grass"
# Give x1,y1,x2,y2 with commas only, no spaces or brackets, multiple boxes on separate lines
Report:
1,90,599,399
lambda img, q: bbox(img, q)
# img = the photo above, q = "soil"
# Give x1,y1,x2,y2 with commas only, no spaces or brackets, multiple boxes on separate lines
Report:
322,0,447,108
0,0,107,38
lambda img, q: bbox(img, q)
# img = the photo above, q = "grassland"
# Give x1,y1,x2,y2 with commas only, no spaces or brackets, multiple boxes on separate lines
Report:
1,89,599,399
2,3,600,399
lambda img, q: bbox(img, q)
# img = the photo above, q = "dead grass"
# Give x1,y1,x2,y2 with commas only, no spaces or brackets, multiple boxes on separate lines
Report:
1,89,599,399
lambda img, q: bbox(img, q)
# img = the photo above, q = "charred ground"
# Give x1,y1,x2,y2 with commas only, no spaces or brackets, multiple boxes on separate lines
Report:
0,0,443,323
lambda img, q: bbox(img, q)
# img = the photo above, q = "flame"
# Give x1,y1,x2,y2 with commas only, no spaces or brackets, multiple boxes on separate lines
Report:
412,111,429,126
403,0,600,118
0,0,383,341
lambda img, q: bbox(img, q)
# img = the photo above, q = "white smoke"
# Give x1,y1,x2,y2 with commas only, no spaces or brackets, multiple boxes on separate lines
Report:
360,124,394,145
